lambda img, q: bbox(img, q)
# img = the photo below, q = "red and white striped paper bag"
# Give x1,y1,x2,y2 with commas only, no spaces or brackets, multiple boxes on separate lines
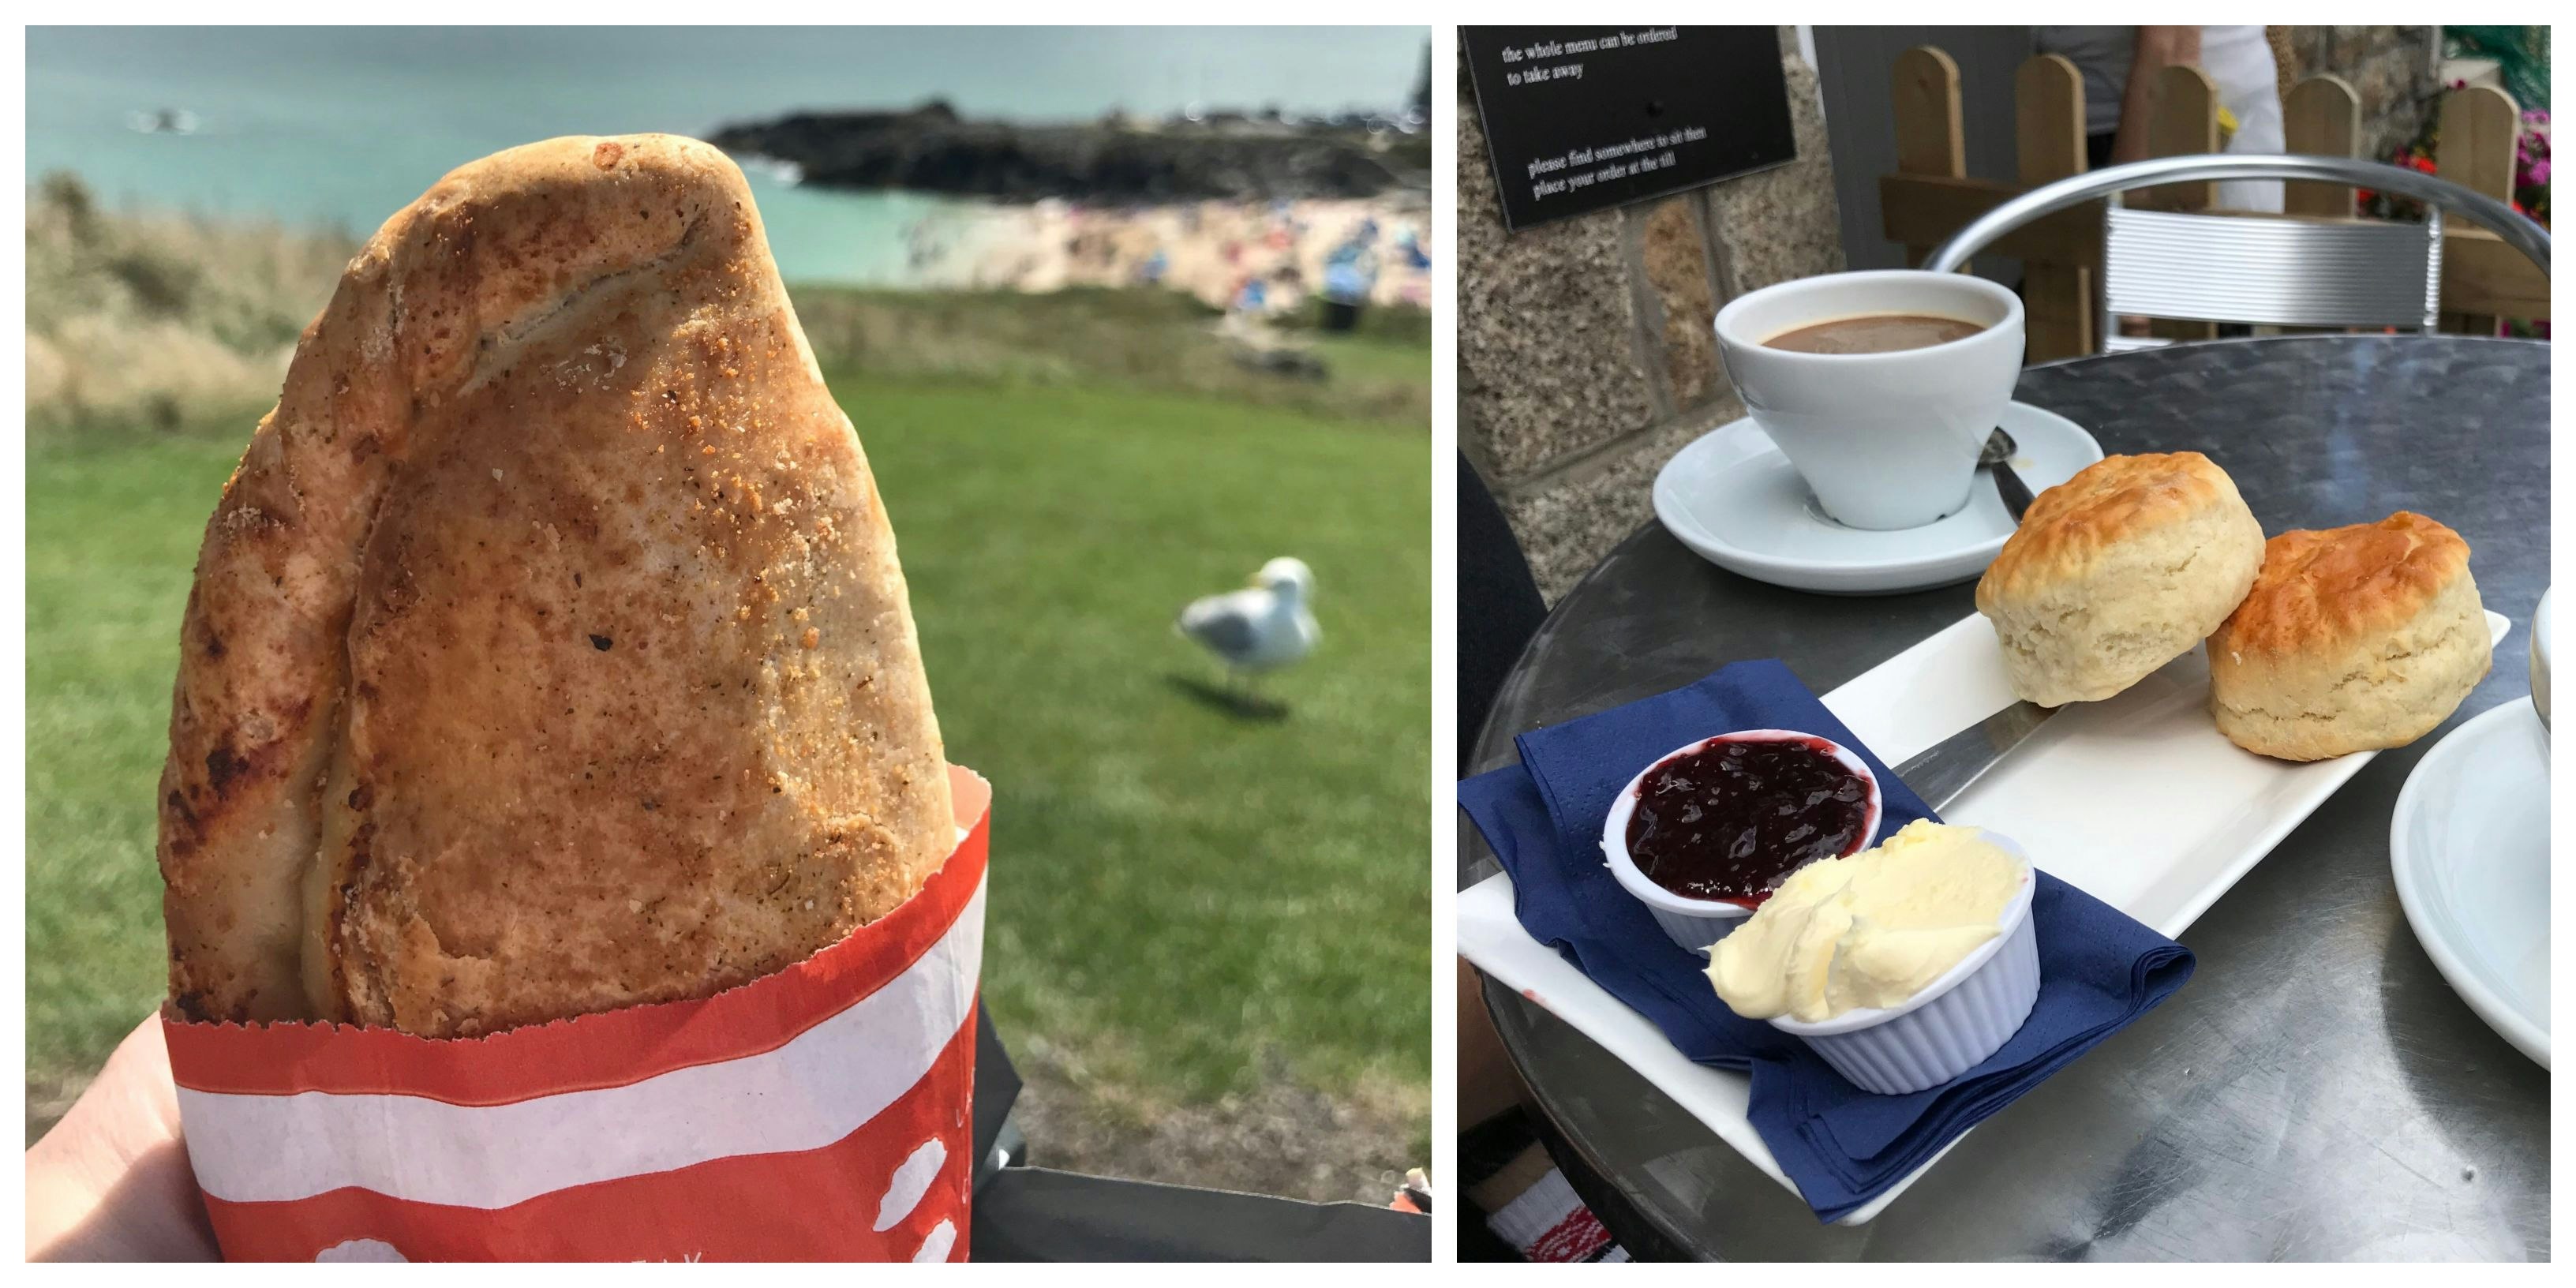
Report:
163,767,992,1262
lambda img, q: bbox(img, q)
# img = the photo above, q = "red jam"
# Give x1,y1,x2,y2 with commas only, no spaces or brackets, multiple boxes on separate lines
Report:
1623,736,1874,906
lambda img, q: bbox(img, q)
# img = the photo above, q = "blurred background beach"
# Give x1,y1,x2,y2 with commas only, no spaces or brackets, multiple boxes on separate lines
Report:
27,25,1432,1203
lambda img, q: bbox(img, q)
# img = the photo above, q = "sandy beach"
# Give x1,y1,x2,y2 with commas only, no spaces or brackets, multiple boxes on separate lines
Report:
917,194,1435,314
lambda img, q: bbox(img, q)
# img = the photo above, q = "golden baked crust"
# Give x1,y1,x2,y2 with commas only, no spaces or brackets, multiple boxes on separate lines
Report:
2209,513,2471,659
159,135,953,1035
2207,513,2489,761
1977,452,2245,605
1974,451,2265,706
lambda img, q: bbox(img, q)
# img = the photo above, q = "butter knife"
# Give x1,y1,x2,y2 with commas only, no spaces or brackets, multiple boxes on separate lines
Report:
1890,700,2057,813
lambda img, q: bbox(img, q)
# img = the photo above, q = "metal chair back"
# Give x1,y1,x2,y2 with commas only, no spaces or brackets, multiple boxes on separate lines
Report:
2097,201,2442,350
1924,155,2548,353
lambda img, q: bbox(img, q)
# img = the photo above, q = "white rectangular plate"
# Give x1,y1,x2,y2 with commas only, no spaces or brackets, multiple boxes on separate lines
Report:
1459,609,2512,1226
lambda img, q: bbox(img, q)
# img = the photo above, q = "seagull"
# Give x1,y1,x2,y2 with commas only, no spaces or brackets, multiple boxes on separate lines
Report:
1177,556,1319,693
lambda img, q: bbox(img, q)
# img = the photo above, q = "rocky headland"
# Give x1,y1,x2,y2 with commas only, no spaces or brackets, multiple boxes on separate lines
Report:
710,100,1431,204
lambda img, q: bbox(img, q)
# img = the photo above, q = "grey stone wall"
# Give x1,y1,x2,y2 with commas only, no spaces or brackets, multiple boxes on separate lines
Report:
1458,28,1844,601
2277,26,2443,162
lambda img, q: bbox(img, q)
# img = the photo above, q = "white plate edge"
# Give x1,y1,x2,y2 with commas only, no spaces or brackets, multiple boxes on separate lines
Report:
2387,695,2551,1068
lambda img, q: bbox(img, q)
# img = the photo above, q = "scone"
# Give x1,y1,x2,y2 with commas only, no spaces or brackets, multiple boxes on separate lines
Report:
2208,512,2490,761
1976,451,2266,706
158,136,953,1035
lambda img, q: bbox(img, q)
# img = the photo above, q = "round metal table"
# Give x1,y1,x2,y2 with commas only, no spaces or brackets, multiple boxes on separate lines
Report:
1465,337,2552,1260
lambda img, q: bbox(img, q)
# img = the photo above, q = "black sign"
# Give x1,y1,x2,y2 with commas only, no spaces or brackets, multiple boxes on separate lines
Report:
1463,27,1797,231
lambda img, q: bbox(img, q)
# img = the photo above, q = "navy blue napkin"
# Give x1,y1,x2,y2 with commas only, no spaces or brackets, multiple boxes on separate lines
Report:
1458,660,2195,1222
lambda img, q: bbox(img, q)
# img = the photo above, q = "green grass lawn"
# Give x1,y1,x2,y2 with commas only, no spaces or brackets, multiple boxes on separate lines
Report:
25,371,1429,1144
26,432,251,1123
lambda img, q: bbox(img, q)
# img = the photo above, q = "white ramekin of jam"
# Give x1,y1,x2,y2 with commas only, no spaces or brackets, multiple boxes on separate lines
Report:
1600,730,1884,955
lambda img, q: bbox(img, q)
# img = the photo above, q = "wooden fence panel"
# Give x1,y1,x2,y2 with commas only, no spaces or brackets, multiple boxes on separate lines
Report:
2436,85,2522,335
1878,174,2104,269
2015,54,2093,360
1892,46,1967,269
2446,227,2551,320
2282,75,2361,217
2139,65,2218,341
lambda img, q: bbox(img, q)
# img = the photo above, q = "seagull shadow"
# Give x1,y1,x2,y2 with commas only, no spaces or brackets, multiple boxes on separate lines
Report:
1163,673,1291,723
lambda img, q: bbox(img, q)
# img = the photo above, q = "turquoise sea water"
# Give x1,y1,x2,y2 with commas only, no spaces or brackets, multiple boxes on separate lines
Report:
27,26,1427,285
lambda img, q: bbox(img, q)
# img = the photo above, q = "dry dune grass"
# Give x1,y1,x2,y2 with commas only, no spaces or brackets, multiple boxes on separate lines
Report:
25,173,359,432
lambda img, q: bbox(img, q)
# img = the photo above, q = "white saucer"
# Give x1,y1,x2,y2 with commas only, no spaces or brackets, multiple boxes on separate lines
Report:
1652,402,2104,595
2390,698,2551,1068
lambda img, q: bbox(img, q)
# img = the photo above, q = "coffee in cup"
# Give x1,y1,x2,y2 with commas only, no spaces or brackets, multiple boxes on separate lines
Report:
1714,271,2026,530
1762,313,1986,355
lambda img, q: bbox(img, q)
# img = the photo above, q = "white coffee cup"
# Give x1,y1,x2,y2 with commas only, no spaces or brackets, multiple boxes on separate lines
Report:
1713,271,2027,530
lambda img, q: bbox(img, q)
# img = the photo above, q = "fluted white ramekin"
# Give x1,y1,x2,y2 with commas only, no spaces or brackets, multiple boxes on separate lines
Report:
1765,833,2039,1095
1600,730,1883,956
